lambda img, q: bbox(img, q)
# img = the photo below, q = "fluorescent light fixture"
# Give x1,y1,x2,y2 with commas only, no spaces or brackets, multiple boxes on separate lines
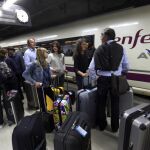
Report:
3,0,19,9
0,43,6,46
37,35,58,41
109,22,139,28
82,28,98,33
19,40,26,44
0,10,2,17
9,42,19,45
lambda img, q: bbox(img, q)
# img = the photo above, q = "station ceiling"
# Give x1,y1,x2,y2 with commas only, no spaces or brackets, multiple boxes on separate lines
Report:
0,0,150,41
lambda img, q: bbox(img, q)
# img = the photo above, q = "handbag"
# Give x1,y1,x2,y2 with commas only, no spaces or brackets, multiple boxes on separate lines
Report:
111,74,129,95
117,75,129,95
108,44,129,95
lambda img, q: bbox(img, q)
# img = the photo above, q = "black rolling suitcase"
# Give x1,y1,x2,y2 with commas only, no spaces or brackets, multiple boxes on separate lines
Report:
36,86,55,133
12,113,46,150
24,81,39,109
54,112,91,150
3,90,24,124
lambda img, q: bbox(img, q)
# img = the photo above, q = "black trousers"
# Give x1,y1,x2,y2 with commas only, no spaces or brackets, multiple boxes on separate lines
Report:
97,76,119,131
76,75,83,90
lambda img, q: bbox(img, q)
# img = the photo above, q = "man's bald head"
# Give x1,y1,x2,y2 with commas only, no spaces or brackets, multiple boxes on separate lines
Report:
27,38,36,49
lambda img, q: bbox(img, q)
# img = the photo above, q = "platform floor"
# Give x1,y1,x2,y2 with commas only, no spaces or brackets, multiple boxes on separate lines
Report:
0,83,149,150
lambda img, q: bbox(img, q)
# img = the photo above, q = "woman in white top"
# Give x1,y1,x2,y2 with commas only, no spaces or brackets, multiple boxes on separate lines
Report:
47,41,66,86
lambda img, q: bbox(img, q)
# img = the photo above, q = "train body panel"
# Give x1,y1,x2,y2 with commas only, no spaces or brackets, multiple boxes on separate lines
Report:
0,5,150,95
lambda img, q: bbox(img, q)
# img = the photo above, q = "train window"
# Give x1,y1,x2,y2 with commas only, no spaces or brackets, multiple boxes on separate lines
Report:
37,35,95,57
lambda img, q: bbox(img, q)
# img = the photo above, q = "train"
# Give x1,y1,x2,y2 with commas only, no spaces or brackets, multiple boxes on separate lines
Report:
0,5,150,96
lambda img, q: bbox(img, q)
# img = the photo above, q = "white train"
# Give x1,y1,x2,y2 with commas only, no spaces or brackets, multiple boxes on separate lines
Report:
0,5,150,96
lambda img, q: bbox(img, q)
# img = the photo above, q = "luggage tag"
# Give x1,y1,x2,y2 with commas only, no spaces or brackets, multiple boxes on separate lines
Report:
75,125,88,137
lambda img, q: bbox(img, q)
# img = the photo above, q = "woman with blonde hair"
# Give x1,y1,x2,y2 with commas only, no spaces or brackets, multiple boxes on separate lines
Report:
23,47,51,87
23,47,51,111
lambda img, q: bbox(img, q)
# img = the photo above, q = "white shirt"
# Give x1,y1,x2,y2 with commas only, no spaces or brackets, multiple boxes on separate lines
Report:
24,48,36,68
47,53,65,75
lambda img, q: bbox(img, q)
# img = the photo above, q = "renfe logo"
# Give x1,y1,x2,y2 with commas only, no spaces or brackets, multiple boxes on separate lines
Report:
115,29,150,49
137,49,150,59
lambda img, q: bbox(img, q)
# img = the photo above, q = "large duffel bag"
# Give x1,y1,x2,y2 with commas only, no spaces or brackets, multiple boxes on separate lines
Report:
54,112,91,150
12,113,46,150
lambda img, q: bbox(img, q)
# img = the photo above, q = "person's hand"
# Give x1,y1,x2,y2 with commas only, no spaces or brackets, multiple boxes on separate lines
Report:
51,74,57,79
35,82,42,88
82,73,88,77
51,68,58,73
65,70,68,74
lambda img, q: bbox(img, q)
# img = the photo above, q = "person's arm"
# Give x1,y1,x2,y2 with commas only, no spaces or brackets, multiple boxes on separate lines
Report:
88,57,97,80
122,48,130,74
24,51,32,68
5,58,16,74
22,63,42,88
47,54,56,72
18,54,25,73
62,54,67,73
22,63,36,84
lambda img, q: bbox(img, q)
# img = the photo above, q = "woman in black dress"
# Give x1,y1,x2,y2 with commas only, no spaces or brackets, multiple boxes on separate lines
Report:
73,39,90,90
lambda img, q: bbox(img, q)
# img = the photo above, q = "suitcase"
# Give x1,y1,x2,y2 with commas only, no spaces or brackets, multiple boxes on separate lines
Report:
118,103,150,150
36,87,55,133
65,90,76,105
107,88,133,117
53,94,72,128
65,76,76,105
12,113,46,150
54,112,91,150
3,90,24,124
76,88,97,128
83,76,97,89
24,81,39,109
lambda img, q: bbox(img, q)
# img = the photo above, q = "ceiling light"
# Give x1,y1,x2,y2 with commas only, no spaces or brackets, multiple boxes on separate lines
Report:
0,10,2,17
3,0,19,9
9,42,19,45
82,28,98,33
109,22,139,28
37,35,58,41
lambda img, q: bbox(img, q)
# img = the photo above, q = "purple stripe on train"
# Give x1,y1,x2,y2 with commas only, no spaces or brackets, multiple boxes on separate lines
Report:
66,66,150,83
127,73,150,83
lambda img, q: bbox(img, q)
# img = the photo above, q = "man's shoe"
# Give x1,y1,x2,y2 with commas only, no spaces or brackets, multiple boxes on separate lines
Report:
99,121,107,131
112,128,118,133
8,121,15,126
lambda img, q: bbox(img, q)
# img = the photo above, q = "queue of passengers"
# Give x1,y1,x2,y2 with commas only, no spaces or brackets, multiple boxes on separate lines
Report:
0,28,129,133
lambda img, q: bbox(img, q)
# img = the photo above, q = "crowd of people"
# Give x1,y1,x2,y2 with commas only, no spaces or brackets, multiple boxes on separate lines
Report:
0,28,129,132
